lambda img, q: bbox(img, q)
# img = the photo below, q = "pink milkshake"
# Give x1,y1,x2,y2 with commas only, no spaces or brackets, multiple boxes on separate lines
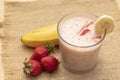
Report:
57,13,106,73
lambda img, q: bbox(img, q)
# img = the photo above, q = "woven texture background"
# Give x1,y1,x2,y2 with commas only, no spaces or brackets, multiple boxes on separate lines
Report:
1,0,120,80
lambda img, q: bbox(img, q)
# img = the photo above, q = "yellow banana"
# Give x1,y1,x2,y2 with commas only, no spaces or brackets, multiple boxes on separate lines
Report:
21,24,58,47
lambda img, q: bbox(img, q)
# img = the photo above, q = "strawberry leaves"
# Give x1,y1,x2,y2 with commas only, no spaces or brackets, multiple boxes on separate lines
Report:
45,43,55,53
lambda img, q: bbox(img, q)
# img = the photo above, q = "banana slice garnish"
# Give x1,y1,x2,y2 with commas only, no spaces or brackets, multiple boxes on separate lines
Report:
95,15,115,35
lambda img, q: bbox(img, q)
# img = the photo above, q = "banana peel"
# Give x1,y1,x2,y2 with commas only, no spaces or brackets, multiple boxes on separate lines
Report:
21,24,59,47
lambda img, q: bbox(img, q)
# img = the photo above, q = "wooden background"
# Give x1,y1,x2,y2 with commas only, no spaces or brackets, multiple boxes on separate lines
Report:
0,0,120,80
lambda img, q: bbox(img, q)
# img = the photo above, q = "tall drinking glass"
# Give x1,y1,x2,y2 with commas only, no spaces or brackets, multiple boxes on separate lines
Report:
57,13,106,73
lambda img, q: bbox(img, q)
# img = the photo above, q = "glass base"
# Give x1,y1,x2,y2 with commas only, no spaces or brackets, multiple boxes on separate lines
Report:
62,63,96,74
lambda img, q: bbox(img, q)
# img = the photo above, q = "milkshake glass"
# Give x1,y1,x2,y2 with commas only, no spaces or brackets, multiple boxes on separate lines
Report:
57,13,106,73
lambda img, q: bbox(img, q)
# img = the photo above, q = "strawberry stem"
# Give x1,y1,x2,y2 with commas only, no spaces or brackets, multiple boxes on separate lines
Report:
23,58,28,65
45,43,55,53
24,67,33,74
23,60,33,74
58,61,61,64
56,59,61,64
24,67,32,74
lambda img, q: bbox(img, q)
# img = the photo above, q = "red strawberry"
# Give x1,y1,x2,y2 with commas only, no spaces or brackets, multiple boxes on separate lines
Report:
80,29,90,36
30,46,48,61
41,56,59,73
30,44,55,61
23,59,43,76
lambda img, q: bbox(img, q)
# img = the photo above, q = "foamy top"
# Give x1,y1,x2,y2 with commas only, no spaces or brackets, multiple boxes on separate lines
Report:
59,17,102,47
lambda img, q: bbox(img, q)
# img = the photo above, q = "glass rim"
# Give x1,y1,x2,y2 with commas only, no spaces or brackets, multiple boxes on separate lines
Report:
57,13,106,48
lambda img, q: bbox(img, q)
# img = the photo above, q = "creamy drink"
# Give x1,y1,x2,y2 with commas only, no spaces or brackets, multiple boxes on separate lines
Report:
57,13,106,73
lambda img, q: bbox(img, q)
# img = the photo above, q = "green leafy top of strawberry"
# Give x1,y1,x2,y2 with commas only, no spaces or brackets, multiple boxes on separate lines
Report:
24,67,33,74
45,43,55,53
23,58,33,74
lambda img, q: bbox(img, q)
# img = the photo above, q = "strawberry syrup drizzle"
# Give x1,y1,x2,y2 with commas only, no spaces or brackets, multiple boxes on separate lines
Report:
79,21,89,31
80,29,90,36
77,20,93,35
85,21,94,28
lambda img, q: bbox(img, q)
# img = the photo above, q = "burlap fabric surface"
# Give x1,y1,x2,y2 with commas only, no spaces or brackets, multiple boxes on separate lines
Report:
1,0,120,80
